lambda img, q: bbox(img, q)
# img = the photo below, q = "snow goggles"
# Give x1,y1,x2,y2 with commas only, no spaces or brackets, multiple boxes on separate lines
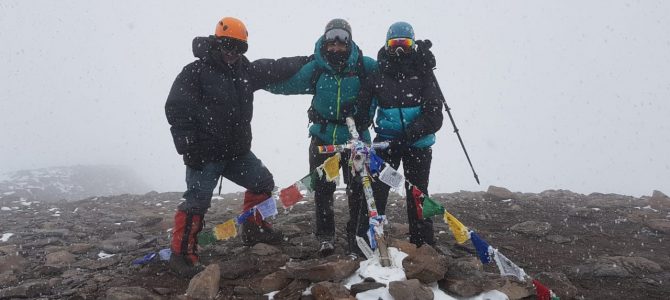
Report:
387,38,415,55
324,28,350,44
213,38,247,55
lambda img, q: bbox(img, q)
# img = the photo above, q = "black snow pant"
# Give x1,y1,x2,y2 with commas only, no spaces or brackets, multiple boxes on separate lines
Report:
309,137,370,248
372,141,434,246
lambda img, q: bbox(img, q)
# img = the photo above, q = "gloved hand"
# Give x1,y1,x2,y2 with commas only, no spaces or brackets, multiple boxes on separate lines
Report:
414,39,436,71
387,138,408,150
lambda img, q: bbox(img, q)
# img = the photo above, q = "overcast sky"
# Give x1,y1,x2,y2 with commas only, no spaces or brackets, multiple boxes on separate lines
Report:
1,0,668,197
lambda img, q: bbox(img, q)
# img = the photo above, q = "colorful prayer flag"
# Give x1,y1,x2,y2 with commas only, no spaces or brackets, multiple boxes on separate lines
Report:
298,172,315,192
422,196,445,218
470,231,493,264
369,152,384,174
323,153,341,182
213,219,237,240
412,186,424,219
197,230,217,246
255,197,278,219
492,248,528,281
279,183,304,208
379,164,405,188
236,209,254,224
532,279,551,300
444,211,469,244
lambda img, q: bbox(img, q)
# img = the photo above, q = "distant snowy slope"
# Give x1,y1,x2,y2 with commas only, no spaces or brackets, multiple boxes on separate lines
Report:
0,165,150,202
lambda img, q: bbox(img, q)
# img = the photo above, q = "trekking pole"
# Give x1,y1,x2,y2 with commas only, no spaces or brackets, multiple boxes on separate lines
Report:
430,70,480,185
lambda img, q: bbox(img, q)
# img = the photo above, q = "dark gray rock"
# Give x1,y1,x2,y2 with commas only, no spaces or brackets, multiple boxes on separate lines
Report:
389,279,433,300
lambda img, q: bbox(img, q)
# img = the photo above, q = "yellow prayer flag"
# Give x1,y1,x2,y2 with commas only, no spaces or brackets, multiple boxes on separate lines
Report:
323,153,341,182
213,219,237,240
444,211,469,244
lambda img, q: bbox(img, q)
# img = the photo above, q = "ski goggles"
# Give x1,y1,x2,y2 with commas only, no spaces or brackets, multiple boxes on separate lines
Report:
324,28,351,44
386,38,415,54
213,37,248,55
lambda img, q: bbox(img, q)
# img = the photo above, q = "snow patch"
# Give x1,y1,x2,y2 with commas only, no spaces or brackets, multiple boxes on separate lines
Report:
1,233,14,242
1,207,11,211
97,252,115,259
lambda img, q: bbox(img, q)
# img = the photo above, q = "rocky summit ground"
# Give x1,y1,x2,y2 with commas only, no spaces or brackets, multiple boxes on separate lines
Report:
1,187,669,299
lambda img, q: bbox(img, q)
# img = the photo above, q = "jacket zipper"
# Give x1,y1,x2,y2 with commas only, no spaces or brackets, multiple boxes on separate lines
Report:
332,76,342,144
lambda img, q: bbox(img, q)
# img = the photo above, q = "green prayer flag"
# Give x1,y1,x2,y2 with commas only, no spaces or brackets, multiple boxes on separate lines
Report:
298,172,315,192
197,230,217,246
421,196,445,218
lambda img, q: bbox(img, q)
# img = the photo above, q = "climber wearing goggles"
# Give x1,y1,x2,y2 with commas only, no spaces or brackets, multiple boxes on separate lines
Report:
386,37,415,56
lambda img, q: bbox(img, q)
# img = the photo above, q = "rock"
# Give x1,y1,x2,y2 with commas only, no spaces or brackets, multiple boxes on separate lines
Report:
545,235,572,244
646,219,670,233
486,185,515,200
111,231,142,239
274,279,310,300
402,244,448,283
534,272,579,300
69,243,94,254
0,254,27,273
497,278,535,300
0,279,50,298
75,255,122,270
649,190,670,209
349,281,386,295
45,250,76,267
219,253,289,279
99,238,139,253
310,281,355,300
33,228,71,237
259,270,292,294
445,256,483,276
0,272,18,287
439,272,502,297
285,256,359,282
575,256,663,278
388,279,433,300
105,286,161,300
186,264,221,300
510,221,552,236
250,243,281,256
389,238,418,257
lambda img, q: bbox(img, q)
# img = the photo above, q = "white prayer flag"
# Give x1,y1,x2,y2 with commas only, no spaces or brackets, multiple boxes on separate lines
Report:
492,248,528,281
379,164,404,189
255,197,278,219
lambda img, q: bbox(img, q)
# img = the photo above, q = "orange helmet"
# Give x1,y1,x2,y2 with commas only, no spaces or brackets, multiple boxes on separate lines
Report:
215,17,248,42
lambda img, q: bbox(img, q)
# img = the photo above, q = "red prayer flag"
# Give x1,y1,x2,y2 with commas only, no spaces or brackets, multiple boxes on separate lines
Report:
533,279,551,300
279,183,304,208
412,186,424,219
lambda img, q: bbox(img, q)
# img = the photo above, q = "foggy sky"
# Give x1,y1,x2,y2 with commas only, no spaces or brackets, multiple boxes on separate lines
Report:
1,0,669,197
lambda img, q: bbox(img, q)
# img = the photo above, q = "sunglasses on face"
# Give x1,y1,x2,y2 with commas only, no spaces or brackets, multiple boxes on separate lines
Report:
387,38,415,55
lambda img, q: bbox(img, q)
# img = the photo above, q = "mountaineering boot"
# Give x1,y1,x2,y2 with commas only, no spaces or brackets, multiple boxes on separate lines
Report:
318,239,335,257
346,233,365,259
169,209,205,278
240,190,284,246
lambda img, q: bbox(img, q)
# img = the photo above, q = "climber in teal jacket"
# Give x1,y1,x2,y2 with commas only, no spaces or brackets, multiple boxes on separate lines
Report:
265,19,378,258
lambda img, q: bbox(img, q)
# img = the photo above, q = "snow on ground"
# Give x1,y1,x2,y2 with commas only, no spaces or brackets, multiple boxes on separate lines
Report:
1,233,14,242
268,247,508,300
1,207,11,211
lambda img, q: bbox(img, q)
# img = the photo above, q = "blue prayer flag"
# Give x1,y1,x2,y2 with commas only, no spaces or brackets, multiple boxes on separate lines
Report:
369,152,384,174
470,231,493,264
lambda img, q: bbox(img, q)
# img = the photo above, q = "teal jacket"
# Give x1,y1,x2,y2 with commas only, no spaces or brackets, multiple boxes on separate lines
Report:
265,37,378,145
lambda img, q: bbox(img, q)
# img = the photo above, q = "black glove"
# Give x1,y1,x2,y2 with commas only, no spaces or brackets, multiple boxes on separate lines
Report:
387,138,408,150
414,39,436,72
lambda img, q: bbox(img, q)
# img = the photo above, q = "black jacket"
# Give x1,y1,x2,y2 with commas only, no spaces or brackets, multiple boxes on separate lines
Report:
166,37,309,167
356,40,444,145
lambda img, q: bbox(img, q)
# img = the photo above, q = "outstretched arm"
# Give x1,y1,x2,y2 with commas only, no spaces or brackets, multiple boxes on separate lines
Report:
249,56,312,92
263,60,318,95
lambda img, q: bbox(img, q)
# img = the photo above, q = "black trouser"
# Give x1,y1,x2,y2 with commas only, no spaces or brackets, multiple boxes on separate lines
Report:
372,142,434,246
309,137,369,244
